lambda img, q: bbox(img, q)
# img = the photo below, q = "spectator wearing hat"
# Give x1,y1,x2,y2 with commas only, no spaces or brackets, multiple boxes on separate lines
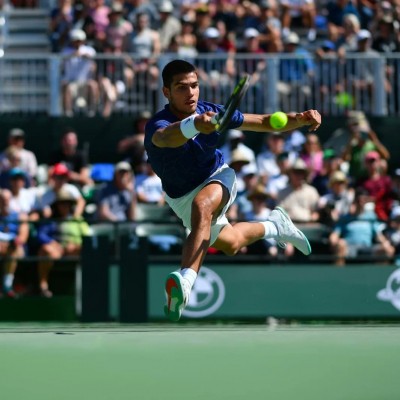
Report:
317,170,354,225
341,111,390,182
61,28,99,117
329,187,393,266
359,151,394,221
97,161,136,221
49,128,93,189
36,189,91,298
105,3,133,52
0,147,31,189
372,16,400,54
229,148,253,194
39,163,86,219
278,31,315,110
0,189,29,298
243,184,279,256
0,129,38,184
276,158,320,223
157,0,182,51
219,129,256,172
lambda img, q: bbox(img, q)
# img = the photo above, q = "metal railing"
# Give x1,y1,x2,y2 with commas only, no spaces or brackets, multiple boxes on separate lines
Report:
0,52,399,116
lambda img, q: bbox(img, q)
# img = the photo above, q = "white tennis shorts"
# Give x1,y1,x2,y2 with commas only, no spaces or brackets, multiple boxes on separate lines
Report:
165,164,237,245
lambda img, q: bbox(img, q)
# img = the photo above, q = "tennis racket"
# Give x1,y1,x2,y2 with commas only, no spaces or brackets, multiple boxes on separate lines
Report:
211,74,251,134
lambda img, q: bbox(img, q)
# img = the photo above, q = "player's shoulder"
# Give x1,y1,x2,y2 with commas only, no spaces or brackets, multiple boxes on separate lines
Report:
196,100,223,114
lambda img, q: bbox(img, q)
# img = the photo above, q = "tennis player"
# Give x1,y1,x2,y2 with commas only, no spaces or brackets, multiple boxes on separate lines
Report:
145,59,321,321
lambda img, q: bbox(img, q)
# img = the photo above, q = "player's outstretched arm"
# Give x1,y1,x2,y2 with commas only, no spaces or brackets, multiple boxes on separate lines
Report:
240,109,321,133
152,112,218,148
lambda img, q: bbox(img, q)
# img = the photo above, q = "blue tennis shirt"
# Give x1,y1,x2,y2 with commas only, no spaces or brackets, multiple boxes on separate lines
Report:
145,100,244,198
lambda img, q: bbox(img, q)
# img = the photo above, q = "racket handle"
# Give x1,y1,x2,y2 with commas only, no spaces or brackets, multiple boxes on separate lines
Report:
211,114,219,125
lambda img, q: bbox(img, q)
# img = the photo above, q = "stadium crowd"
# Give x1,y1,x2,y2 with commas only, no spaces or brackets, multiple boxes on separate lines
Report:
37,0,400,116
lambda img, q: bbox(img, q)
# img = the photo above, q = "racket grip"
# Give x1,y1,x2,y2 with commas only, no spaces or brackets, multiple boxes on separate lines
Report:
211,114,219,125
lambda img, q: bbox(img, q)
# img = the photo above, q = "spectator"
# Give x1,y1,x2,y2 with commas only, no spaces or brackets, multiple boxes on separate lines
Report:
157,0,182,51
243,184,279,256
318,170,354,225
372,16,400,54
49,128,93,188
49,0,75,53
8,168,40,219
123,12,161,90
116,110,150,174
336,13,361,57
0,189,29,298
299,133,324,180
277,158,320,223
105,2,133,52
266,151,290,200
88,0,110,49
136,162,165,205
383,205,400,259
97,161,136,221
127,0,159,29
312,148,343,196
326,0,359,42
257,0,282,53
228,148,252,193
359,151,394,222
0,129,38,185
61,28,99,117
36,189,91,298
329,187,393,266
256,132,297,186
0,147,31,189
278,31,315,110
341,111,390,182
219,129,256,172
280,0,317,42
39,163,86,219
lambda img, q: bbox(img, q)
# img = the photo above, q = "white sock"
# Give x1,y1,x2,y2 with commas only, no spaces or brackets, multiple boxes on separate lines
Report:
3,273,14,290
260,221,278,240
180,268,197,289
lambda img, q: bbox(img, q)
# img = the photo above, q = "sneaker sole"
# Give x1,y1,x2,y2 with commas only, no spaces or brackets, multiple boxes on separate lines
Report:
275,206,312,256
164,271,185,322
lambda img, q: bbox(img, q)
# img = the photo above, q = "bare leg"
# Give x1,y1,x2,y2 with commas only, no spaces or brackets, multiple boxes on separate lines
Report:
181,182,229,272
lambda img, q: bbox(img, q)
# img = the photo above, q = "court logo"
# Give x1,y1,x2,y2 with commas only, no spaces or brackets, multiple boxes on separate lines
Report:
183,267,225,318
377,268,400,311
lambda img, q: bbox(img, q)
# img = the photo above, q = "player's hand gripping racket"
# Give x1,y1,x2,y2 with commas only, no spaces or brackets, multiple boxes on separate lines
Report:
211,74,250,134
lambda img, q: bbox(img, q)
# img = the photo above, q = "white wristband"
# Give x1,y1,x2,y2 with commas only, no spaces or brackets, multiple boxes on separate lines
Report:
180,115,199,139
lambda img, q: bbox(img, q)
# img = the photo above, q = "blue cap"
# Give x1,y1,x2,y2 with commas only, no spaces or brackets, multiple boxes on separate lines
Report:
9,167,26,178
322,40,335,50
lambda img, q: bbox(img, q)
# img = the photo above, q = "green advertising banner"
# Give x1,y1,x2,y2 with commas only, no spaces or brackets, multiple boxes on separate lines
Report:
149,264,400,319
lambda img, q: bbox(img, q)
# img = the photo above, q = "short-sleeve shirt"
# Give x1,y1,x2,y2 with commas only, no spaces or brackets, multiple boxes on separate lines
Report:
98,182,134,221
144,100,244,198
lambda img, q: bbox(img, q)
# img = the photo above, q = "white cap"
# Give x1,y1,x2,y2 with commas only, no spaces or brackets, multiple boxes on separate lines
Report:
244,27,259,39
391,206,400,220
115,161,132,172
284,32,300,45
357,29,371,41
70,29,86,42
228,129,244,140
159,0,173,13
204,27,220,39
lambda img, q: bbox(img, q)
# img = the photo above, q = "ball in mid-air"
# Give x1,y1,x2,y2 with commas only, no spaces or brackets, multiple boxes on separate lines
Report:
270,111,288,130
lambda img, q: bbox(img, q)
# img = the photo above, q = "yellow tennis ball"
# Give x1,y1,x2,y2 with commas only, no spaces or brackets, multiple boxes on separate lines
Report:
270,111,288,130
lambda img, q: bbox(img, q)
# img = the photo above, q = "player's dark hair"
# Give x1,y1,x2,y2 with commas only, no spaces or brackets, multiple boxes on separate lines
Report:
162,59,197,88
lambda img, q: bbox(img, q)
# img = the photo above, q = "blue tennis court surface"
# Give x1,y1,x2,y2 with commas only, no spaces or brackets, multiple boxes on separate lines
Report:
1,323,398,400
